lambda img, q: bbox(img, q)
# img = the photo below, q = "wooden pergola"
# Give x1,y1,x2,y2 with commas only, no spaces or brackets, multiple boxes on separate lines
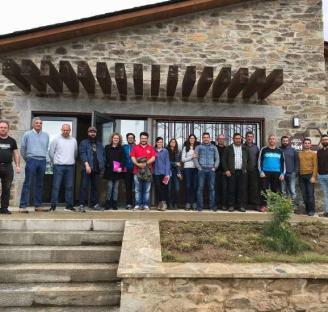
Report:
2,59,283,101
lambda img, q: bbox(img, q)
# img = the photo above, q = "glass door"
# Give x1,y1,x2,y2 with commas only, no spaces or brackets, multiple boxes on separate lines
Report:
35,115,78,203
92,111,115,146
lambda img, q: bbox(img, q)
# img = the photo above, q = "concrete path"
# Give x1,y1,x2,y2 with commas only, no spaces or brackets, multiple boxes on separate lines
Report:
2,207,328,223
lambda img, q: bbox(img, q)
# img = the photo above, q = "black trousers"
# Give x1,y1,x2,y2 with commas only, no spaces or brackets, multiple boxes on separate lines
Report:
0,164,14,209
153,174,169,202
124,171,134,206
227,170,246,208
216,170,227,207
246,170,260,206
260,172,281,206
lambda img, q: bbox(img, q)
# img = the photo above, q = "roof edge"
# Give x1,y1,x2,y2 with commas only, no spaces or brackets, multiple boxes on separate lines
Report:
0,0,248,53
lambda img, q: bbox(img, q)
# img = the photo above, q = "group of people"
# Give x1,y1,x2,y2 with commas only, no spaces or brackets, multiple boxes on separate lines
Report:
0,117,327,217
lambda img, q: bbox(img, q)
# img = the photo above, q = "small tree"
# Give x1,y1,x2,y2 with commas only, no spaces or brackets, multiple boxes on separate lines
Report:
263,191,309,254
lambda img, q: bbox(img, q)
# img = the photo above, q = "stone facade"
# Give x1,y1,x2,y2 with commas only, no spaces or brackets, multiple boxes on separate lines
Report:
121,277,328,312
0,0,326,205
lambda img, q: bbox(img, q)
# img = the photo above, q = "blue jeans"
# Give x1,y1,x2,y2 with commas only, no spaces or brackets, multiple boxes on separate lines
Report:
134,175,151,207
168,168,180,207
51,165,75,208
318,174,328,213
20,158,46,208
183,168,198,205
107,180,120,201
79,171,99,206
197,168,216,210
299,174,315,213
282,172,298,208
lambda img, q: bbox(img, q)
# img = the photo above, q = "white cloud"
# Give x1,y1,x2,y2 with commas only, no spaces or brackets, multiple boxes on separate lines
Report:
0,0,165,35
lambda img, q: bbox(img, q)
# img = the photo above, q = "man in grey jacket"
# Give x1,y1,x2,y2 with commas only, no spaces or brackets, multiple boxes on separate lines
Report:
19,117,49,212
194,132,220,211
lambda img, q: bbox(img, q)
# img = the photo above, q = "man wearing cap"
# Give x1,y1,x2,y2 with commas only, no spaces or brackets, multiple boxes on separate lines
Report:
78,126,105,212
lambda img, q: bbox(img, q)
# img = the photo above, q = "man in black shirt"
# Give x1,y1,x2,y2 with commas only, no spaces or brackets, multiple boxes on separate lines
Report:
0,120,21,214
318,134,328,218
216,134,228,210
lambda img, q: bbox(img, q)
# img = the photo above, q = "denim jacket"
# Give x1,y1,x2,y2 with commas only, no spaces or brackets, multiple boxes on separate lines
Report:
79,139,105,171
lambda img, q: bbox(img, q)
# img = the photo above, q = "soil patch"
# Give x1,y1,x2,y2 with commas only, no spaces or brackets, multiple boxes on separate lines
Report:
160,221,328,263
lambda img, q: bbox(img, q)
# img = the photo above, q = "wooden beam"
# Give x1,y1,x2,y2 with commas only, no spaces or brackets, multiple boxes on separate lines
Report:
258,69,283,100
182,66,196,98
197,66,213,98
242,68,266,100
21,59,46,92
151,65,160,98
59,61,79,94
40,60,63,93
77,61,95,94
115,63,127,99
166,65,179,97
133,64,143,97
96,62,111,95
212,67,231,99
227,68,248,99
2,59,31,92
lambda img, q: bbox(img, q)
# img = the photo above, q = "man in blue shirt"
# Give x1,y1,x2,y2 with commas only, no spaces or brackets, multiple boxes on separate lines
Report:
19,117,49,212
194,132,220,211
258,134,285,212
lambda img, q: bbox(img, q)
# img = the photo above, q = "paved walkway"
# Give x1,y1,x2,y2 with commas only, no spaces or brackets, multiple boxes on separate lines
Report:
2,207,328,223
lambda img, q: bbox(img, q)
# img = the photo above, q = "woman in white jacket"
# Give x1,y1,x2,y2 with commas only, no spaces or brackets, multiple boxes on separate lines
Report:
181,134,199,210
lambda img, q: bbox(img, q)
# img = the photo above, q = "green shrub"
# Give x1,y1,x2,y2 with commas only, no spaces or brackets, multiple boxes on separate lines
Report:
262,191,309,254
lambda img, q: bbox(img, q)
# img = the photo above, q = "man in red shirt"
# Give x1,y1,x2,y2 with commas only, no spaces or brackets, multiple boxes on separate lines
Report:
130,132,156,210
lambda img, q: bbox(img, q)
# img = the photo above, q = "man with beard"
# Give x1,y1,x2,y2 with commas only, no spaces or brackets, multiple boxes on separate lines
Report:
280,136,299,212
298,138,317,216
318,134,328,218
123,133,136,209
78,127,105,212
222,133,250,212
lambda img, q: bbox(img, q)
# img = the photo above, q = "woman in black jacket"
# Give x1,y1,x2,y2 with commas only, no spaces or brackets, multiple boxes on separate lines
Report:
103,132,124,210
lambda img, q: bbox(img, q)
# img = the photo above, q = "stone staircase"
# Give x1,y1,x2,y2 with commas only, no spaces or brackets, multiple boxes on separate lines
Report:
0,219,124,311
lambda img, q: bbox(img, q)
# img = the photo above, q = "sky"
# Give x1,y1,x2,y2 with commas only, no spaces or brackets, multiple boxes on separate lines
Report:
0,0,327,40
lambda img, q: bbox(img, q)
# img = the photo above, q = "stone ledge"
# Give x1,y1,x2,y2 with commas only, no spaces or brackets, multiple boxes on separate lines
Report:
117,220,328,279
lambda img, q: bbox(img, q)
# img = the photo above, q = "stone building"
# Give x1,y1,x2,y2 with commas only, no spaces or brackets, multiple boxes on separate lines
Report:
0,0,326,207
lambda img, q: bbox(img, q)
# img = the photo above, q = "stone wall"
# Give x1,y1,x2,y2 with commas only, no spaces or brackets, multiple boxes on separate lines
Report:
121,277,328,312
118,220,328,312
0,0,326,205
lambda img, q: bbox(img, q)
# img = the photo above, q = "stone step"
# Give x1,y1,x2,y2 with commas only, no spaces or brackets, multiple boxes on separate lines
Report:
0,307,120,312
0,219,125,232
0,263,119,283
0,231,123,246
0,246,121,263
0,282,120,307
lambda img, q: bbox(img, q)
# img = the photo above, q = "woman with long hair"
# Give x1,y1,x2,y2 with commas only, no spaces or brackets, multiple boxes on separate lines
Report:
103,132,124,210
167,138,182,209
153,137,171,211
181,134,198,210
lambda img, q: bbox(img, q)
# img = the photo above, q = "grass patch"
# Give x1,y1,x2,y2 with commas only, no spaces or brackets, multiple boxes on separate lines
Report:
160,220,328,263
